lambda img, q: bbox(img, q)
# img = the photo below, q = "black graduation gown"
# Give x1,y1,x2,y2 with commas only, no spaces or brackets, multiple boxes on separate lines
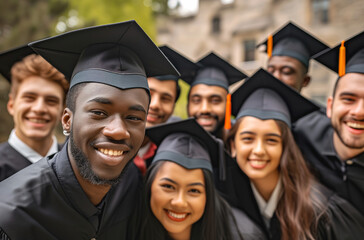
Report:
0,142,143,240
293,110,364,216
217,157,364,240
0,142,62,181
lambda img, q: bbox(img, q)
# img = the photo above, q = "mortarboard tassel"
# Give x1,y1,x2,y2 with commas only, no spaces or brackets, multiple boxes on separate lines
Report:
267,35,273,58
224,93,231,130
339,41,346,77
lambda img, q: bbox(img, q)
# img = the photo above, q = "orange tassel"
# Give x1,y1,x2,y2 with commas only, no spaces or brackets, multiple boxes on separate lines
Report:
224,93,232,130
339,41,346,77
267,35,273,58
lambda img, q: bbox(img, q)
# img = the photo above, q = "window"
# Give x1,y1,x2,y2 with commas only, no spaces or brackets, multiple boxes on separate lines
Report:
212,16,221,34
243,39,256,62
312,0,330,24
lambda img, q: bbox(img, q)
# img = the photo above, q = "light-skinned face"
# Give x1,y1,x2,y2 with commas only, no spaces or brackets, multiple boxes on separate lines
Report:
62,83,149,183
150,161,206,240
188,84,227,133
147,77,177,128
327,73,364,159
7,76,64,146
267,56,310,92
231,116,282,186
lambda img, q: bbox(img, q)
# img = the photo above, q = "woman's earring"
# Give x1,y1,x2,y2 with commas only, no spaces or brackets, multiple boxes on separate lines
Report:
63,129,70,136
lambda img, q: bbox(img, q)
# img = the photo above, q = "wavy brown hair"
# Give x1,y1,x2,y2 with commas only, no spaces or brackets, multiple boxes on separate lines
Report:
10,54,69,102
226,117,325,240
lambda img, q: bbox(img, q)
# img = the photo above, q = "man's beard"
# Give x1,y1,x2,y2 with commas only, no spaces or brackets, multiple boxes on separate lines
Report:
332,118,364,149
69,131,132,186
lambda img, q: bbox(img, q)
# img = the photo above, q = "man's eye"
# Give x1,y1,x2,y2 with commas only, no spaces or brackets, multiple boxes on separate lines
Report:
91,110,106,116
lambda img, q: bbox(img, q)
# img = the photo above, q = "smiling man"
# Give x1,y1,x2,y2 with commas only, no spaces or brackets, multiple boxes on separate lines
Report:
0,46,69,181
0,21,178,240
186,52,246,140
293,31,364,216
134,45,198,174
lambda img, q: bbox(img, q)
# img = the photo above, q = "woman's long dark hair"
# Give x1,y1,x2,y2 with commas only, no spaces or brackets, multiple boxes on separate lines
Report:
140,160,238,240
226,118,326,240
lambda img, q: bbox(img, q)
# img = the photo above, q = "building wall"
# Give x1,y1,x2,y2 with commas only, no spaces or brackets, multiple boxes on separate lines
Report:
156,0,364,105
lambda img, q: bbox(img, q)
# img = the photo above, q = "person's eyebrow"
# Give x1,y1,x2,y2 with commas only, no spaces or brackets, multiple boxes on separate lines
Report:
160,178,205,187
87,97,112,105
265,133,281,138
129,105,147,114
339,92,357,98
187,182,205,187
161,177,177,185
239,131,256,135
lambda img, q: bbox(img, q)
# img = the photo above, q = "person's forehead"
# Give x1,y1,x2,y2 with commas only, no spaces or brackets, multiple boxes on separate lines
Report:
336,73,364,94
268,55,303,68
17,76,64,95
155,161,205,182
77,82,148,103
190,84,227,96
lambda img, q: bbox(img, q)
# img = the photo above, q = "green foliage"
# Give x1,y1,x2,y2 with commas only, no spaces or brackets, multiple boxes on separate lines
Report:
65,0,157,40
173,79,190,119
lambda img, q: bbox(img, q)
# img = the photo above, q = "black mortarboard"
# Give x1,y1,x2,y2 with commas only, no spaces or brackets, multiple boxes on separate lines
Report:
313,31,364,76
0,45,35,82
29,20,179,91
185,52,247,91
154,45,199,82
257,22,328,68
146,118,226,179
232,68,319,128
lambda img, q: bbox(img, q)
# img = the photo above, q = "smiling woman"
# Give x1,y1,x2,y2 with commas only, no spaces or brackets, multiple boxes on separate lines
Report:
140,119,258,240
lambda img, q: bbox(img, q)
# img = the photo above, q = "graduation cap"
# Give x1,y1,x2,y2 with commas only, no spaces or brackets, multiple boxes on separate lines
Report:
154,45,199,82
146,118,226,180
0,45,35,82
257,22,328,68
313,31,364,77
232,68,319,128
29,20,179,91
185,52,247,91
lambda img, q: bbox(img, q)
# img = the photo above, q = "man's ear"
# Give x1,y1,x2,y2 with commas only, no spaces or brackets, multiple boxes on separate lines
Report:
230,139,236,158
302,75,311,88
7,94,15,116
62,108,73,132
326,96,333,118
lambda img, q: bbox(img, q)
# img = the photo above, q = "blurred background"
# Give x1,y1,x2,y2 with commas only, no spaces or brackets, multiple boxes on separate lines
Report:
1,0,364,142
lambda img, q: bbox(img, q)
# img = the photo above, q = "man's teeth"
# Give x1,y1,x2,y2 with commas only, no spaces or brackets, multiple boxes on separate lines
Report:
168,211,187,219
29,119,47,123
250,160,267,166
347,122,364,130
98,148,124,156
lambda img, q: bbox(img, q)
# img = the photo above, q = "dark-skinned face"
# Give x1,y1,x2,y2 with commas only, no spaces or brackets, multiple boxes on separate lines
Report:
267,56,310,92
62,83,149,185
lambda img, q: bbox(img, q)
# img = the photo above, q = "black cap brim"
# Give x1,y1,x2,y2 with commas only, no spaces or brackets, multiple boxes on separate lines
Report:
29,20,179,81
157,45,199,81
232,68,319,124
257,22,328,67
313,31,364,74
0,45,35,82
185,52,247,89
146,118,220,170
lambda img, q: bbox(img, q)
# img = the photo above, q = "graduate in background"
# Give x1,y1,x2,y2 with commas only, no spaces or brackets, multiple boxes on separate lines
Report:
257,21,328,93
294,30,364,216
223,69,364,240
186,52,247,140
134,45,198,175
0,46,69,181
142,118,264,240
0,20,178,239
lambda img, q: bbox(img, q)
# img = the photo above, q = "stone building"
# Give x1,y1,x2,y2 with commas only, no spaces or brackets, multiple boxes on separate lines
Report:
156,0,364,105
